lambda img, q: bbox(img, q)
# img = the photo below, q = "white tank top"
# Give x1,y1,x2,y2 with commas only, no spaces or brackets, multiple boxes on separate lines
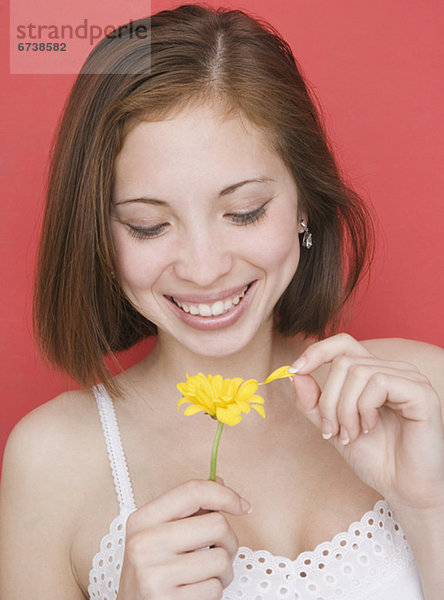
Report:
88,384,425,600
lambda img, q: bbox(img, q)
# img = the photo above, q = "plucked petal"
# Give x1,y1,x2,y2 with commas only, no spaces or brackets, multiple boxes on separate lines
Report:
262,365,292,384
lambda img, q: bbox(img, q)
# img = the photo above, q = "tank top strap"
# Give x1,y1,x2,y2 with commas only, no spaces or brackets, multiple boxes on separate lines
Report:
92,384,137,513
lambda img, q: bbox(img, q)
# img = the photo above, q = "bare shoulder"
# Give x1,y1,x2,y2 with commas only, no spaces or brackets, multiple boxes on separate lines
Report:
0,389,101,597
361,337,444,397
1,388,103,521
2,389,99,485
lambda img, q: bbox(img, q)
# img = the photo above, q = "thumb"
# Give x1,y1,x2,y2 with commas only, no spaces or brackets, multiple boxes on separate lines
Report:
291,374,322,429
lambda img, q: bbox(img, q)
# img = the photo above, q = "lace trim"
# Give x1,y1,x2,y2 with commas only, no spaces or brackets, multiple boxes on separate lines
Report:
223,499,423,599
88,498,423,600
88,508,136,599
93,384,136,512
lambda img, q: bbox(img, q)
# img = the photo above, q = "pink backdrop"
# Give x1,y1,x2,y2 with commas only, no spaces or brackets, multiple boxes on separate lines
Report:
1,0,443,464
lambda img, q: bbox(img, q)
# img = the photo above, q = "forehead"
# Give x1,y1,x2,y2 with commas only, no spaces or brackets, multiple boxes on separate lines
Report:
113,103,290,200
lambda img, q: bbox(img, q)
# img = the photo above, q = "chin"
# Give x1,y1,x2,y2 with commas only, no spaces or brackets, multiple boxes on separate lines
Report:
172,320,269,360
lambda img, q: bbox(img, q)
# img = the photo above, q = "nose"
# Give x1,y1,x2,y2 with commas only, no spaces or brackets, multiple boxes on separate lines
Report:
173,228,233,287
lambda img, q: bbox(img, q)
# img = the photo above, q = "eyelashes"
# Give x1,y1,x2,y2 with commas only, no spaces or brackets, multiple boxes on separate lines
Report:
228,204,267,226
126,201,270,240
128,223,169,240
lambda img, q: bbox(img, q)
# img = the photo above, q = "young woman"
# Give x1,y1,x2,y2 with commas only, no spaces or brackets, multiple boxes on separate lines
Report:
1,4,443,600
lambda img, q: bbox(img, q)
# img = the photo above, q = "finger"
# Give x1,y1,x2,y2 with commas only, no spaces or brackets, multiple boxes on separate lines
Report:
290,333,372,375
140,511,239,564
174,578,223,600
322,363,428,443
320,356,422,417
357,372,440,433
291,374,322,429
163,546,234,589
127,480,251,533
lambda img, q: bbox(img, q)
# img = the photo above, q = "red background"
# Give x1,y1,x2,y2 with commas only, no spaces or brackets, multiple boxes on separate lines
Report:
1,0,443,464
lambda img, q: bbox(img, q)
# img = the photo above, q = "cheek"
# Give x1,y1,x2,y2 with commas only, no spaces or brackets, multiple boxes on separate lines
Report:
243,214,300,272
112,229,167,294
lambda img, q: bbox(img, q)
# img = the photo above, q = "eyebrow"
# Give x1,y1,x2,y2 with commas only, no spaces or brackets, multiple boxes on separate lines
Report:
114,176,275,206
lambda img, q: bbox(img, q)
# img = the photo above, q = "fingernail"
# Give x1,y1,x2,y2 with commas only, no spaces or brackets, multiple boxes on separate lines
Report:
340,426,350,446
289,357,306,373
321,418,333,440
361,421,369,434
240,497,252,514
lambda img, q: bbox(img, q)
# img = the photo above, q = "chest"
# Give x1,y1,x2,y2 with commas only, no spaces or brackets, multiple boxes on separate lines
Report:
72,415,382,595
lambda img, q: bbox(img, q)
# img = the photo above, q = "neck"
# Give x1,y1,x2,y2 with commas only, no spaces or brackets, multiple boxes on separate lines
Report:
138,320,304,395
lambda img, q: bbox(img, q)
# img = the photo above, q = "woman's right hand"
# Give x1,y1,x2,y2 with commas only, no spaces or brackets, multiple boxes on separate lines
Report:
117,478,251,600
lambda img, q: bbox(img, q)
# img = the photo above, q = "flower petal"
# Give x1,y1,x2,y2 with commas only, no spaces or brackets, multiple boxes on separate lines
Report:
177,396,195,410
252,404,266,418
217,407,242,426
262,365,292,384
227,403,244,415
234,400,251,412
177,382,191,395
184,404,206,416
249,394,265,404
210,374,224,397
234,379,259,403
216,406,231,425
177,371,267,427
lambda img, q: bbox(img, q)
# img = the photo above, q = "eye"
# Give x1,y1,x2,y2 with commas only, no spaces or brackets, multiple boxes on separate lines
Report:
227,202,268,226
127,223,169,239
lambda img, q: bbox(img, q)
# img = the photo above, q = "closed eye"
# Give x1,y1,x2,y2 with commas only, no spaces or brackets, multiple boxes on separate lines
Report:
227,202,269,226
127,222,169,239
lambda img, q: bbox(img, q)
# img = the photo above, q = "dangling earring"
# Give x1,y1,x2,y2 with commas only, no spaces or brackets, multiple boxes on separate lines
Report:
300,220,313,249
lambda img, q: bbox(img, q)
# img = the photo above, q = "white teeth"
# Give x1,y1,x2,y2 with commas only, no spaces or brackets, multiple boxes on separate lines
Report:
223,298,233,311
211,301,225,316
198,304,212,317
172,284,250,317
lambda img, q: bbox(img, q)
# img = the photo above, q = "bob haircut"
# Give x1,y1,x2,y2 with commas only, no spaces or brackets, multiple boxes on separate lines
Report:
34,3,374,395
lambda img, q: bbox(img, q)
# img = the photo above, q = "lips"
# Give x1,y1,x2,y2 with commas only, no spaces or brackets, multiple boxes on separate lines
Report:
164,281,256,330
169,284,250,317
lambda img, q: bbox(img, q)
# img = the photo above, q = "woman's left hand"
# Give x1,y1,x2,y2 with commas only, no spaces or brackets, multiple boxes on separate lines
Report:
289,333,444,511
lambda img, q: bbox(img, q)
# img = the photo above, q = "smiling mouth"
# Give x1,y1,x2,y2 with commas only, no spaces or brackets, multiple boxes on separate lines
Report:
168,283,252,317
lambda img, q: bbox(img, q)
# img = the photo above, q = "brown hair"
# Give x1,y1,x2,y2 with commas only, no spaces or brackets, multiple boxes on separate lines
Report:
34,3,374,393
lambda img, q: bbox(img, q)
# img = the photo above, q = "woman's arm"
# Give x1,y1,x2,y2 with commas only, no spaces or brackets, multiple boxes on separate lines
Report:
0,398,88,599
289,334,444,600
365,339,444,600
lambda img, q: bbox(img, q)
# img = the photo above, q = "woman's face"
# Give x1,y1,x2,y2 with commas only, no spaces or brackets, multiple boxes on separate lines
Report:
111,103,304,357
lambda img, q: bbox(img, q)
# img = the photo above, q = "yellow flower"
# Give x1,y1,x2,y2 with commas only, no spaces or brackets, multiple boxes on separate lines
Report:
177,372,265,426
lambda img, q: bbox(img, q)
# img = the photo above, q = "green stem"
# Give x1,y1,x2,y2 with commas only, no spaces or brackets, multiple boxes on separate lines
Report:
209,421,224,481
